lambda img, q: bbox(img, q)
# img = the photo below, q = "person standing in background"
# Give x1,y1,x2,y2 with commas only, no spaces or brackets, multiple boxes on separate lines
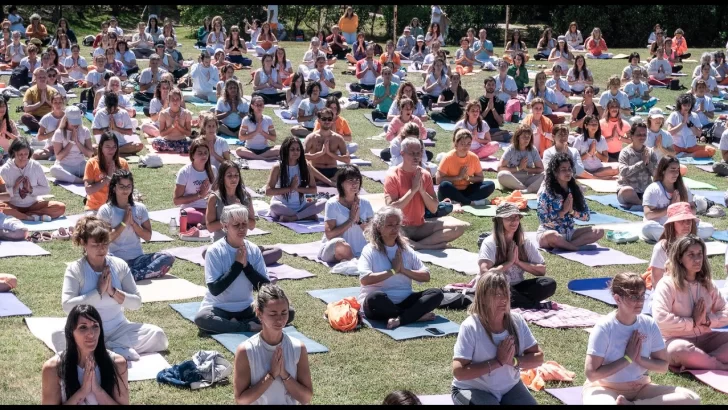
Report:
266,5,279,37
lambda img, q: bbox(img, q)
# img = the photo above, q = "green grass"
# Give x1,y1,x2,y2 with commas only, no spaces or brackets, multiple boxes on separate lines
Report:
2,25,728,404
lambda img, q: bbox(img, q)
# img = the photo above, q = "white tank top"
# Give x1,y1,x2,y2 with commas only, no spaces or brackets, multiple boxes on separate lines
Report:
258,68,280,95
209,32,225,49
273,164,303,209
58,352,118,404
243,333,302,405
9,43,26,62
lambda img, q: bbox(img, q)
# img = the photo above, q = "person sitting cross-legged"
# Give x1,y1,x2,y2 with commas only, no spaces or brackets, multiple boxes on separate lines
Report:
617,122,658,209
435,128,495,207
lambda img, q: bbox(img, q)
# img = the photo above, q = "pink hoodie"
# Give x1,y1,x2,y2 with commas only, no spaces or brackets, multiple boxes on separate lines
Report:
652,275,728,340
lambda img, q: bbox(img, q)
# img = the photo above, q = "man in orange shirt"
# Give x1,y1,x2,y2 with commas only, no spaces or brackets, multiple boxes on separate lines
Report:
384,137,468,250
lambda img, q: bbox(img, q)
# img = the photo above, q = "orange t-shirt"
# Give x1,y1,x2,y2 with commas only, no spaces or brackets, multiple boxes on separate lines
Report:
379,52,401,71
83,157,129,211
313,117,352,137
672,37,688,55
438,150,483,191
384,166,435,227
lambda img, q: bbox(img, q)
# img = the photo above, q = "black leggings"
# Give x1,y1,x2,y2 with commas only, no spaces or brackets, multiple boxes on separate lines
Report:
510,277,557,309
194,304,296,334
321,91,343,100
437,181,496,205
252,91,285,105
363,288,444,326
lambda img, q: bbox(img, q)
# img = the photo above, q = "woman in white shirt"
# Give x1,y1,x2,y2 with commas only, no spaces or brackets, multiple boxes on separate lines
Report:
291,82,326,137
666,93,716,159
357,206,444,329
189,50,220,103
583,272,700,405
98,170,175,281
424,23,445,49
251,54,285,105
451,272,542,405
421,58,449,110
140,79,173,138
215,79,249,137
567,55,595,94
318,165,374,263
64,44,88,81
30,93,65,161
114,40,138,76
572,114,618,178
282,73,305,120
564,22,584,50
455,101,498,159
58,216,169,361
206,18,226,55
233,284,313,405
645,108,678,163
49,106,94,184
236,96,279,160
173,139,218,231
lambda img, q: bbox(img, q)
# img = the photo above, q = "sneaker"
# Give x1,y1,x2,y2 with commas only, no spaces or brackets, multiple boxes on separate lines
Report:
236,158,249,170
471,198,490,207
706,205,726,218
41,215,52,222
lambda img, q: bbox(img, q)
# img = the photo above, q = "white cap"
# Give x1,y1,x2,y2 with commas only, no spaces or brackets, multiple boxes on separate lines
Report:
648,107,665,119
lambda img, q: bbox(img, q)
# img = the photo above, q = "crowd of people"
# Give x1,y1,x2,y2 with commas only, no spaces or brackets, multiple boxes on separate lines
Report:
2,5,728,405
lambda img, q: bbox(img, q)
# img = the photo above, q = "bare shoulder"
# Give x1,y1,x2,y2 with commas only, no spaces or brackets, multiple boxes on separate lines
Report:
42,355,61,374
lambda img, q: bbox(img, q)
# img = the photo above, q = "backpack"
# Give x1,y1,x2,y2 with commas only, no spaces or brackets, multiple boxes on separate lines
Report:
439,290,474,310
9,66,29,89
668,79,680,91
372,43,383,56
82,35,95,47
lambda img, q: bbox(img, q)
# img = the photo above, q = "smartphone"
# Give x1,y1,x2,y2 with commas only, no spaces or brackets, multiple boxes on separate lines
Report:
425,327,444,336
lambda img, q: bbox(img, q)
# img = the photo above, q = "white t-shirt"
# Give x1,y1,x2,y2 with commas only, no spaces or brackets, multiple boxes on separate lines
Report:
132,32,154,49
598,90,630,110
302,50,326,69
51,126,92,166
138,67,168,94
175,163,217,209
567,67,592,92
455,119,490,151
425,32,445,47
308,69,335,97
526,88,558,115
357,244,427,306
206,137,231,169
19,57,39,78
646,129,674,160
64,56,89,81
216,97,250,128
298,98,326,129
692,95,715,127
692,65,719,79
666,111,701,149
149,98,163,118
647,59,671,79
649,241,669,270
477,236,544,285
573,135,609,171
388,100,426,118
91,109,134,144
542,146,585,177
623,81,649,100
642,181,693,224
96,93,134,112
586,311,665,383
39,112,62,136
56,47,72,60
720,129,728,151
452,313,537,401
321,197,374,257
97,203,148,261
240,115,275,150
621,64,643,81
85,69,112,88
691,76,718,92
425,72,448,97
430,6,442,24
92,47,106,58
495,75,517,103
115,50,136,71
545,77,571,106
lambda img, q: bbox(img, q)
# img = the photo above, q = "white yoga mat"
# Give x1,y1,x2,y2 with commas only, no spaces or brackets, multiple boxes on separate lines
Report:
0,241,51,258
140,231,175,243
577,178,619,193
136,274,207,303
415,248,481,276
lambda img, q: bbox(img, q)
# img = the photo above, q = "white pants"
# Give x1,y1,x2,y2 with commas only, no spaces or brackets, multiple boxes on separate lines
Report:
49,161,86,183
52,318,168,360
641,220,715,242
255,45,278,56
185,90,218,103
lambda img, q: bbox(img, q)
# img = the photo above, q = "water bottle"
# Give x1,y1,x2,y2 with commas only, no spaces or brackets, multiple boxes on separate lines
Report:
179,210,188,235
169,217,178,235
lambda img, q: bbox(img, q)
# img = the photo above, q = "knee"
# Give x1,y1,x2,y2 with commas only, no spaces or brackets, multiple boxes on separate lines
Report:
49,203,66,218
428,288,445,305
334,242,354,261
151,326,169,349
590,228,605,240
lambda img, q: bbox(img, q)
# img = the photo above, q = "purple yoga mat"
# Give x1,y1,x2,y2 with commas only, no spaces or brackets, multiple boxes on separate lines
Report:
512,303,603,328
418,395,454,405
545,386,583,405
54,182,88,197
0,293,32,317
548,246,647,267
259,214,326,233
0,241,51,258
164,245,207,266
267,263,315,280
245,160,278,170
696,165,715,173
276,241,333,267
361,170,388,184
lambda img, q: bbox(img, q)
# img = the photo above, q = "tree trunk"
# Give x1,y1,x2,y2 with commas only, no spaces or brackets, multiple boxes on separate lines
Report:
504,5,510,48
393,6,397,43
370,6,377,37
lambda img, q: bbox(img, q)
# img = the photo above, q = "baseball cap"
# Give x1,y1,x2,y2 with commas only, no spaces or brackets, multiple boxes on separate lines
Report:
65,106,83,126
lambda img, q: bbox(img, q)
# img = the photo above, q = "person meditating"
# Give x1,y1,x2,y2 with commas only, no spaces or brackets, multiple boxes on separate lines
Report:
384,137,467,250
435,128,495,207
582,272,700,405
496,126,545,194
41,305,129,405
58,216,169,361
83,132,129,215
152,88,193,154
451,272,543,405
617,123,658,209
173,139,217,231
478,202,556,310
543,124,587,179
357,206,444,329
265,136,326,223
537,152,604,251
303,108,350,186
572,115,617,179
235,95,280,161
455,101,499,160
97,170,176,281
652,235,728,371
195,204,289,334
91,93,144,156
666,93,717,159
233,284,313,405
318,165,374,264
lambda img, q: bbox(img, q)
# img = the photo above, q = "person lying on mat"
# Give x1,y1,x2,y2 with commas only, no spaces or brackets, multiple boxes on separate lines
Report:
572,115,617,179
451,272,543,406
582,272,701,405
652,235,728,371
537,152,604,251
303,108,350,186
644,202,702,290
197,112,230,170
92,93,144,157
435,129,495,207
384,138,467,250
667,93,717,159
478,76,512,143
455,101,499,160
98,170,176,282
0,138,66,221
617,122,658,208
49,106,95,185
235,96,280,161
233,284,312,405
196,205,291,334
318,165,373,264
174,139,217,231
642,157,714,243
357,205,444,329
290,81,325,138
41,305,129,405
60,216,169,361
313,96,358,155
478,202,556,310
205,160,282,265
83,133,129,215
543,123,588,179
0,273,18,291
265,136,326,223
496,126,545,194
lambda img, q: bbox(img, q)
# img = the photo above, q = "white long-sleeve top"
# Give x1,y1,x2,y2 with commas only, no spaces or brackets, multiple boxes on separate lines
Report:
190,63,220,95
0,159,52,208
62,255,142,332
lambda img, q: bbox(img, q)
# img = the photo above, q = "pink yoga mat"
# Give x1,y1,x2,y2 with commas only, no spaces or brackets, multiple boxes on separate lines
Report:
0,241,51,258
259,214,326,234
686,369,728,394
545,386,583,405
54,182,87,197
148,150,191,165
267,263,315,280
696,165,715,173
245,160,278,170
164,245,207,266
512,303,603,328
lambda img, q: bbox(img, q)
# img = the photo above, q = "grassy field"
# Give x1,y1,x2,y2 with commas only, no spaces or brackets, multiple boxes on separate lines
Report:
1,25,728,405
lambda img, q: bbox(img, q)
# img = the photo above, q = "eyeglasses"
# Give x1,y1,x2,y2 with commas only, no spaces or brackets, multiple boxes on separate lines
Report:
622,293,646,302
319,117,334,122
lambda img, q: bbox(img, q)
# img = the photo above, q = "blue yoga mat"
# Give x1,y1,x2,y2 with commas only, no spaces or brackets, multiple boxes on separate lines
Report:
679,157,714,165
574,212,629,226
568,278,652,315
0,293,32,317
307,287,460,340
84,112,95,123
527,199,538,210
712,231,728,242
170,302,329,353
435,122,457,131
693,190,726,205
585,195,644,217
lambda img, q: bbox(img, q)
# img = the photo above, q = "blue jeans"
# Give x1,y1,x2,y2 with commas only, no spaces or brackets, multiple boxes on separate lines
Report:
342,32,357,45
451,380,537,405
226,55,253,67
126,251,176,281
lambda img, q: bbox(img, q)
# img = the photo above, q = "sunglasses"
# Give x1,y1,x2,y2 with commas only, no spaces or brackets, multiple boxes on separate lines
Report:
319,117,334,122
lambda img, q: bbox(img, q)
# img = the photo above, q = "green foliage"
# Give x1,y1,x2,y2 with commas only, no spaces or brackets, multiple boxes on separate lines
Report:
179,5,266,35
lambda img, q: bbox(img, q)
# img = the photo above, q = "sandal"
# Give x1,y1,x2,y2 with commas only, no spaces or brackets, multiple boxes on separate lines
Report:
28,232,42,243
52,227,71,241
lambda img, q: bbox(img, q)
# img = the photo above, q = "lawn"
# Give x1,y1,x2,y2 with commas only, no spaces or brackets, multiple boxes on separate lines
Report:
1,25,728,405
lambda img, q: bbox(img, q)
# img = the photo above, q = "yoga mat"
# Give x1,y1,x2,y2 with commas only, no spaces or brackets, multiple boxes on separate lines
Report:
573,212,629,226
480,158,499,172
259,213,326,233
0,293,32,317
211,326,329,354
169,301,201,322
273,109,300,125
127,353,172,382
25,317,65,352
22,213,85,232
711,230,728,243
585,194,644,217
527,199,538,209
316,186,367,196
696,165,716,173
307,287,360,304
267,263,316,280
363,112,387,127
92,133,142,145
704,240,727,256
460,205,497,217
545,386,583,405
568,277,653,315
146,149,191,165
679,157,714,165
686,370,728,394
191,101,216,108
361,170,388,184
369,148,383,160
342,157,372,166
415,248,481,276
683,177,717,190
246,186,263,198
164,245,207,266
512,303,602,328
147,208,182,225
139,231,175,243
245,159,278,170
277,241,333,267
136,274,207,303
545,245,647,267
54,182,87,197
361,193,387,213
576,178,618,193
418,395,454,405
0,241,51,258
435,122,457,131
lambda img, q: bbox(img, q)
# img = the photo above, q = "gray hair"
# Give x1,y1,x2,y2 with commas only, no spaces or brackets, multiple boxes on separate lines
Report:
221,204,249,227
700,52,712,65
400,136,424,155
364,206,408,252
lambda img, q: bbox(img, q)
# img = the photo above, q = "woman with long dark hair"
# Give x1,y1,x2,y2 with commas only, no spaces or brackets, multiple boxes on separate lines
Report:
173,138,217,231
41,305,129,404
572,114,617,179
236,95,279,160
567,55,595,95
82,132,129,214
224,25,252,67
251,54,285,105
503,29,529,64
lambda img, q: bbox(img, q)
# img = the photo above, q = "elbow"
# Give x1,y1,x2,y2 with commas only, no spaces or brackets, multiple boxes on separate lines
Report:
584,368,599,382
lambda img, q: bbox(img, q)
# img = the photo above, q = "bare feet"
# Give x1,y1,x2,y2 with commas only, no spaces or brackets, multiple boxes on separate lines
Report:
417,312,436,322
159,265,170,277
615,395,634,405
279,215,298,222
451,204,464,214
386,317,401,329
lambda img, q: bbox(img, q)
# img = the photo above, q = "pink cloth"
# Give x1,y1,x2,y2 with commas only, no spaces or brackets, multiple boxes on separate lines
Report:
385,116,427,141
183,207,206,230
472,142,500,159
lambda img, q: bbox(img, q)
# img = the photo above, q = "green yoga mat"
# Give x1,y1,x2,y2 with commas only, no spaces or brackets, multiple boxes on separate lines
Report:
461,205,498,217
683,177,717,190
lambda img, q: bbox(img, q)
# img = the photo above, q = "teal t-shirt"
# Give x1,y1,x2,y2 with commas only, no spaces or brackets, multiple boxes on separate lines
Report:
374,82,399,113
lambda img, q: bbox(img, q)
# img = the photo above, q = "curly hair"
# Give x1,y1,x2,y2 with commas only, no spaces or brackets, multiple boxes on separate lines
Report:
72,216,111,250
544,152,586,213
364,206,408,252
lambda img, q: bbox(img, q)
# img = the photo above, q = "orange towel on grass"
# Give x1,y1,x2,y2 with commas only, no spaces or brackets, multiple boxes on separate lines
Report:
325,296,361,332
520,361,576,391
491,190,529,210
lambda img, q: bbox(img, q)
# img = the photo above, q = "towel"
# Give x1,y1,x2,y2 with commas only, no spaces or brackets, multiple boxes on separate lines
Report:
520,361,577,392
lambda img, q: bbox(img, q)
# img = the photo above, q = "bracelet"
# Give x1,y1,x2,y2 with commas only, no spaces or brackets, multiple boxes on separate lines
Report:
111,287,117,297
282,374,292,382
623,354,632,364
389,268,396,276
513,357,519,367
118,221,126,229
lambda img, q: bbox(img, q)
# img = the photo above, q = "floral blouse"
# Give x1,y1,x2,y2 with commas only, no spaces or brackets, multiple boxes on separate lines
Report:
536,188,590,234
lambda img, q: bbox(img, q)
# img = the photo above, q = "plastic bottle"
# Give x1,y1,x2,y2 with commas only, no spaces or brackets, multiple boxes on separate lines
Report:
179,210,188,235
169,217,178,235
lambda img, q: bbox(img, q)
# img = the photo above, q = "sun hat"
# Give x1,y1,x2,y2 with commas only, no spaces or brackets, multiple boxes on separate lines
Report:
214,48,224,56
65,106,83,126
648,107,665,119
417,35,425,42
494,202,526,218
557,35,566,42
665,202,698,225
